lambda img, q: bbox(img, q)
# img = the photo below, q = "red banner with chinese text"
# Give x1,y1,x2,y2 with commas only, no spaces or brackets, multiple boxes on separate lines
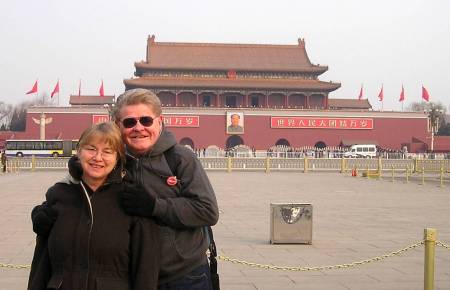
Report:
271,117,373,129
92,115,110,124
163,116,199,127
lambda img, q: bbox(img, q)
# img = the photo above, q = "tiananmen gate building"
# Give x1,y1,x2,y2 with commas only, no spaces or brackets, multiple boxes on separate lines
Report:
8,35,438,153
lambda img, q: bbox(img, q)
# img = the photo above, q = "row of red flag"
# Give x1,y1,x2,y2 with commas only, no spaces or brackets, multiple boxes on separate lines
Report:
358,85,430,102
26,80,105,97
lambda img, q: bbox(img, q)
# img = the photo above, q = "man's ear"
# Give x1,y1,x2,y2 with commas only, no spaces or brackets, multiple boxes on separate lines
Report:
158,115,164,135
114,119,121,127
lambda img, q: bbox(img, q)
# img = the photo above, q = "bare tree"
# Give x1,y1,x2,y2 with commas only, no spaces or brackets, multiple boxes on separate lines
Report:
406,101,447,113
407,101,448,136
1,95,52,131
9,102,29,131
0,101,13,129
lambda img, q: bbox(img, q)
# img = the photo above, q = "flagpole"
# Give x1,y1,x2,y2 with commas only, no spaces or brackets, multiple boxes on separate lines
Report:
57,79,60,107
58,79,60,107
39,90,41,105
380,84,384,112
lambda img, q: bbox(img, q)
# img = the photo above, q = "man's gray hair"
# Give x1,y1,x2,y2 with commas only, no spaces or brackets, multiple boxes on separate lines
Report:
113,89,162,121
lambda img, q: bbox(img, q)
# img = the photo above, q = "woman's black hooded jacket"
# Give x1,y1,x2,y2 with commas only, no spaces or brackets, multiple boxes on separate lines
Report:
27,167,160,290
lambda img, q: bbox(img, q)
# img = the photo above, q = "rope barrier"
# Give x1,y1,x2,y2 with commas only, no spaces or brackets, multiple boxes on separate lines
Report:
437,240,450,250
217,240,424,271
2,239,450,271
0,263,30,269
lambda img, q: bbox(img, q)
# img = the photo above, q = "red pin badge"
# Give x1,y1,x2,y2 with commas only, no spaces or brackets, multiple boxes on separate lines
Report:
167,176,177,186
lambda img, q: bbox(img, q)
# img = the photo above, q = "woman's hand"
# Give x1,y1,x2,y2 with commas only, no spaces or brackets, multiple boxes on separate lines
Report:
31,202,58,237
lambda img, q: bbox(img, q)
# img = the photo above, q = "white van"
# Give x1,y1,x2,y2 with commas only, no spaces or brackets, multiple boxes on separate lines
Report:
343,144,377,158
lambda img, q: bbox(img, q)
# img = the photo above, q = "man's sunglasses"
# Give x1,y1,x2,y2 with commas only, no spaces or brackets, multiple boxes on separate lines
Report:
121,116,155,128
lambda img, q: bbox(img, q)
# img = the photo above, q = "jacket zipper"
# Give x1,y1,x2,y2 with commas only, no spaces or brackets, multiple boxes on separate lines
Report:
126,151,147,187
80,181,94,290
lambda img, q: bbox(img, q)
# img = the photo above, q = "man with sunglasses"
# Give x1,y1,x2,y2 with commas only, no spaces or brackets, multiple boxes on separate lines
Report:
116,89,219,290
32,89,219,290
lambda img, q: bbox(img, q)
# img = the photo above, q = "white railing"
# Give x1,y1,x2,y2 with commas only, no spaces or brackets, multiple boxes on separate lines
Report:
4,156,450,173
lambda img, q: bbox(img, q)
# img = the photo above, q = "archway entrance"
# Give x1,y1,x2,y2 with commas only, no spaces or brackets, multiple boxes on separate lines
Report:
179,137,194,149
226,135,244,149
275,138,290,147
314,141,326,149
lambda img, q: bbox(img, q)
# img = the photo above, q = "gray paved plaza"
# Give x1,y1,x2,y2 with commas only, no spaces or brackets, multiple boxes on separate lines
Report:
0,170,449,290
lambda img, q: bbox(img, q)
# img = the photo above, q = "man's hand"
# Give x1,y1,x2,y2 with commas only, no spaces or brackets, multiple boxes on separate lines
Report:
68,155,83,180
31,203,58,237
121,183,156,218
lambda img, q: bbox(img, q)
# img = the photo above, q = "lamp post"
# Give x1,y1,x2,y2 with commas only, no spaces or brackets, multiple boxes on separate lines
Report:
426,106,444,152
103,103,116,121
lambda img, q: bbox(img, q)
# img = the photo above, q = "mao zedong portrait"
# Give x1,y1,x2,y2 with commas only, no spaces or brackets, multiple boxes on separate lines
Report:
227,113,244,134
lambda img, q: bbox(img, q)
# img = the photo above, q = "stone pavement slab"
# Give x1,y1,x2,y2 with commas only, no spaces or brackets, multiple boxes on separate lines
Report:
0,171,449,290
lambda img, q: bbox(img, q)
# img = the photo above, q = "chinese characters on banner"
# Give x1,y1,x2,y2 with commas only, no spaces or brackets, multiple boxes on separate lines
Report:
271,117,373,129
92,115,110,124
163,116,199,127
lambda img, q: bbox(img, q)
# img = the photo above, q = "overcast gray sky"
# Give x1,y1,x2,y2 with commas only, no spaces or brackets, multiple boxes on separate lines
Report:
1,0,449,111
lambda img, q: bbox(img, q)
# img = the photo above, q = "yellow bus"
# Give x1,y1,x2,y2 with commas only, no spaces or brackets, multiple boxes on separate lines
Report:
5,139,78,157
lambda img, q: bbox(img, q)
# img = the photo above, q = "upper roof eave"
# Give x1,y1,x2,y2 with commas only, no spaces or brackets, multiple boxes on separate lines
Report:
134,62,328,74
123,77,341,92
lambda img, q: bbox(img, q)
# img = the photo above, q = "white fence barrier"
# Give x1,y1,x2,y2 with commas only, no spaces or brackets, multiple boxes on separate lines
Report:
5,156,449,173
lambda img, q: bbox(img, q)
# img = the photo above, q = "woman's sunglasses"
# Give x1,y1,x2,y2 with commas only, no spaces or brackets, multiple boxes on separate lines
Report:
121,116,155,128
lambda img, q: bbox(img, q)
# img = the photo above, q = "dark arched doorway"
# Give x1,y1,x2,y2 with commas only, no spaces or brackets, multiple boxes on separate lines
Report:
314,141,326,149
179,137,194,149
226,135,244,149
275,138,290,147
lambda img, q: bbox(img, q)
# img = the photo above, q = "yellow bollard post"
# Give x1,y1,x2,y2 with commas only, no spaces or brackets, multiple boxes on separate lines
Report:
391,165,395,182
366,165,370,179
378,157,382,178
265,157,270,173
424,228,437,290
406,165,409,183
227,156,232,173
440,166,444,187
414,158,418,173
340,158,345,173
421,167,425,185
303,157,308,173
31,155,36,171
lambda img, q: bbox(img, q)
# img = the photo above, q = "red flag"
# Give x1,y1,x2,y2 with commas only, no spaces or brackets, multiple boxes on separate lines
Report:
377,85,384,101
51,81,59,98
358,85,363,100
99,80,104,97
399,85,405,102
422,85,430,102
26,80,38,95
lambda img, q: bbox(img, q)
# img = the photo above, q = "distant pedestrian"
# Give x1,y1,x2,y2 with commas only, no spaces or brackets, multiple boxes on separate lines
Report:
1,150,6,172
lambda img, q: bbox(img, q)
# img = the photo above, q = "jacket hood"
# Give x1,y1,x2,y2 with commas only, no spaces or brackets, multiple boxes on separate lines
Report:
126,128,177,158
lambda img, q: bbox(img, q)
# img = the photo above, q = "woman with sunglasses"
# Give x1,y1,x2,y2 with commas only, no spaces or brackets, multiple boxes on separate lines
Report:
28,122,159,290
